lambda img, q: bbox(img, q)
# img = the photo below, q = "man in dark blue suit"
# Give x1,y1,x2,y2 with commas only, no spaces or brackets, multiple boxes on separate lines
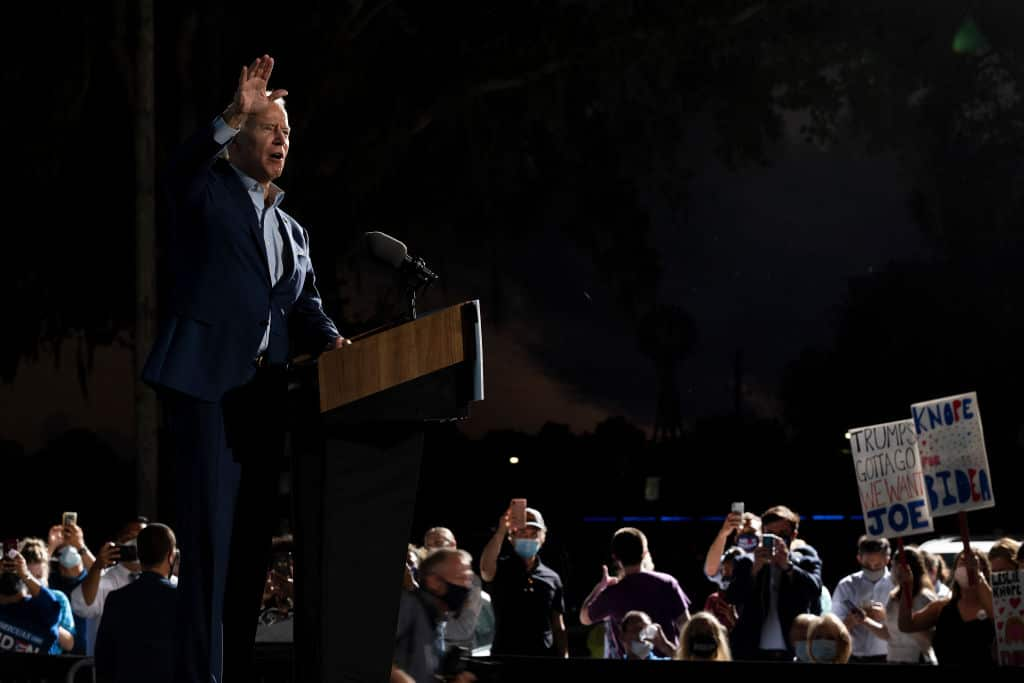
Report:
94,524,178,683
724,505,823,661
143,55,348,683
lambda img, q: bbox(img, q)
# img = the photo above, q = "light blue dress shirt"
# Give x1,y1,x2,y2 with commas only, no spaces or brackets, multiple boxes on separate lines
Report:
213,116,288,355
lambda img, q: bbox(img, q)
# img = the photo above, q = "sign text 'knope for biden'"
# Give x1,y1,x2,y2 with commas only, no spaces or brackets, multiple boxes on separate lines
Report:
911,392,994,517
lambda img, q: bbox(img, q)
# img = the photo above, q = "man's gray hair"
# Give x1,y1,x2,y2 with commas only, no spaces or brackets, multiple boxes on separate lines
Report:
418,547,472,578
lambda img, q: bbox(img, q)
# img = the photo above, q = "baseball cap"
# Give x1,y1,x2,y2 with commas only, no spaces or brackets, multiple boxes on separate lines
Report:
525,508,547,530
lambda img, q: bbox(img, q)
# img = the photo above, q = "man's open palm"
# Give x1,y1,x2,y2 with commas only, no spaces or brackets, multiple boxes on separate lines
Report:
234,55,288,116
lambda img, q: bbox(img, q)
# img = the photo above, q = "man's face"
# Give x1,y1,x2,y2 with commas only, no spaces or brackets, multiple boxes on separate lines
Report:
762,519,794,545
426,554,473,597
231,102,290,184
859,551,889,572
119,522,145,544
424,530,456,551
511,526,543,542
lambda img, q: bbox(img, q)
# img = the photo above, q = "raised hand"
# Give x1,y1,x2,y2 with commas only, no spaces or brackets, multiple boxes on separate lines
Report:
64,523,86,551
48,525,65,554
598,564,619,591
225,55,289,126
95,542,120,570
719,512,743,537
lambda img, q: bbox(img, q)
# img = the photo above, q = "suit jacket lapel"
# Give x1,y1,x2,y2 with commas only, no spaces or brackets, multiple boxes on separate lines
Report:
221,163,271,280
275,210,296,285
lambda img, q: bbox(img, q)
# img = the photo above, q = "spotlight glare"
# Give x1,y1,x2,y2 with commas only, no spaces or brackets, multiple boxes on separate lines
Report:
509,456,520,465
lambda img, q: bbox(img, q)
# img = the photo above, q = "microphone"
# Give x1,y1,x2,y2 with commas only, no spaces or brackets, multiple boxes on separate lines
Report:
365,231,408,269
364,231,438,284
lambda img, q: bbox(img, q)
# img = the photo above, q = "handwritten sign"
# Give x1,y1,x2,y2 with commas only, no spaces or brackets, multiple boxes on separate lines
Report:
847,419,933,539
911,392,995,517
992,570,1024,667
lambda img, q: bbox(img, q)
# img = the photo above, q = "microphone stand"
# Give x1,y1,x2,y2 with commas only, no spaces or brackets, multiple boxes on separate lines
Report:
400,256,438,321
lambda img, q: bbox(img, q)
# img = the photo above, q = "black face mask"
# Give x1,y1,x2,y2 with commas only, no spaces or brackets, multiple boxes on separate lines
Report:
0,572,24,597
439,581,470,614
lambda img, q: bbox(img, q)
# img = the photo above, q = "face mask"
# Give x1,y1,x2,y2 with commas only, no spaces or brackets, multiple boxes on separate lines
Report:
737,534,759,552
513,538,540,560
811,638,838,662
440,581,470,614
688,635,718,658
861,567,885,582
629,639,653,658
794,640,811,662
59,546,82,569
0,572,24,597
954,566,971,588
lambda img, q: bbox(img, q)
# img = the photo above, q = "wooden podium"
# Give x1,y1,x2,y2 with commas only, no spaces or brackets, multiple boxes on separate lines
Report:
288,301,483,683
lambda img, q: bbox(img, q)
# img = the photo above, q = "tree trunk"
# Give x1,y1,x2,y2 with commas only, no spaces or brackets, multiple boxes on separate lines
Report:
134,0,159,517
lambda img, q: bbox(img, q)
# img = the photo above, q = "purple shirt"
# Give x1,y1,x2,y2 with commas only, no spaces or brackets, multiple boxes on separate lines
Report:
588,570,691,659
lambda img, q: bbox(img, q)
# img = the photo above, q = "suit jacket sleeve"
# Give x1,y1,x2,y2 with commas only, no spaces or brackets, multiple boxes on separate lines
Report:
290,229,341,353
784,546,823,606
166,120,233,210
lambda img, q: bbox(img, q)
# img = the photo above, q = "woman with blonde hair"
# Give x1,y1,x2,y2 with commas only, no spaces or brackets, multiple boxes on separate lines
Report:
676,611,732,661
806,613,852,663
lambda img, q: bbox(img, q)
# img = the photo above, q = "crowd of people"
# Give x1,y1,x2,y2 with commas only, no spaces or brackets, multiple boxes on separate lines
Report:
394,502,1024,681
0,515,179,681
3,504,1021,682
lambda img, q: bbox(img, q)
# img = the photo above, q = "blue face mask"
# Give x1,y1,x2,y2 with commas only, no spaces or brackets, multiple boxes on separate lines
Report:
793,640,811,662
59,546,82,569
513,538,540,559
811,639,838,662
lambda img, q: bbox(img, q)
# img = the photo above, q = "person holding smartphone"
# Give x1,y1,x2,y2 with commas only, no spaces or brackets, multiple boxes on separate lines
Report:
830,535,892,662
724,505,823,661
480,504,567,657
70,517,149,656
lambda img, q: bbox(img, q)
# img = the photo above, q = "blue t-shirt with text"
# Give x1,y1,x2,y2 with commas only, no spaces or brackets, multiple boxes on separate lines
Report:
0,587,62,654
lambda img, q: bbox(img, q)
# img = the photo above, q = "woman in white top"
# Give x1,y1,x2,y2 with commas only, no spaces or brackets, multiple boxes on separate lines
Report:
883,546,937,664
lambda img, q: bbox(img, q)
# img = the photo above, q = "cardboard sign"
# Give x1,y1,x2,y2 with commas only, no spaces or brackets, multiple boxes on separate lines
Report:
992,570,1024,667
911,392,995,517
848,419,934,538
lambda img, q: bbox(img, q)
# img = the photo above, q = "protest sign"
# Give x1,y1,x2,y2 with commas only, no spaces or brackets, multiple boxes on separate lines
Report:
911,392,994,516
848,419,933,539
992,570,1024,667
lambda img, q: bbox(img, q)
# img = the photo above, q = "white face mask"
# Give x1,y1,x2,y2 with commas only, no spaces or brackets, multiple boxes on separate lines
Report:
629,639,653,658
861,567,885,582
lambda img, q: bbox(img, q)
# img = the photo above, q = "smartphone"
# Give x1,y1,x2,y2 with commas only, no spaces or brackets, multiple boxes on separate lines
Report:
62,512,77,527
761,533,778,549
509,498,528,531
730,502,744,515
843,599,865,616
115,544,139,563
3,538,19,559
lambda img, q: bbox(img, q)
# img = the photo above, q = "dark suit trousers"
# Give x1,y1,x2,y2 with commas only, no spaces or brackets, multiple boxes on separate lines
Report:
163,368,286,683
